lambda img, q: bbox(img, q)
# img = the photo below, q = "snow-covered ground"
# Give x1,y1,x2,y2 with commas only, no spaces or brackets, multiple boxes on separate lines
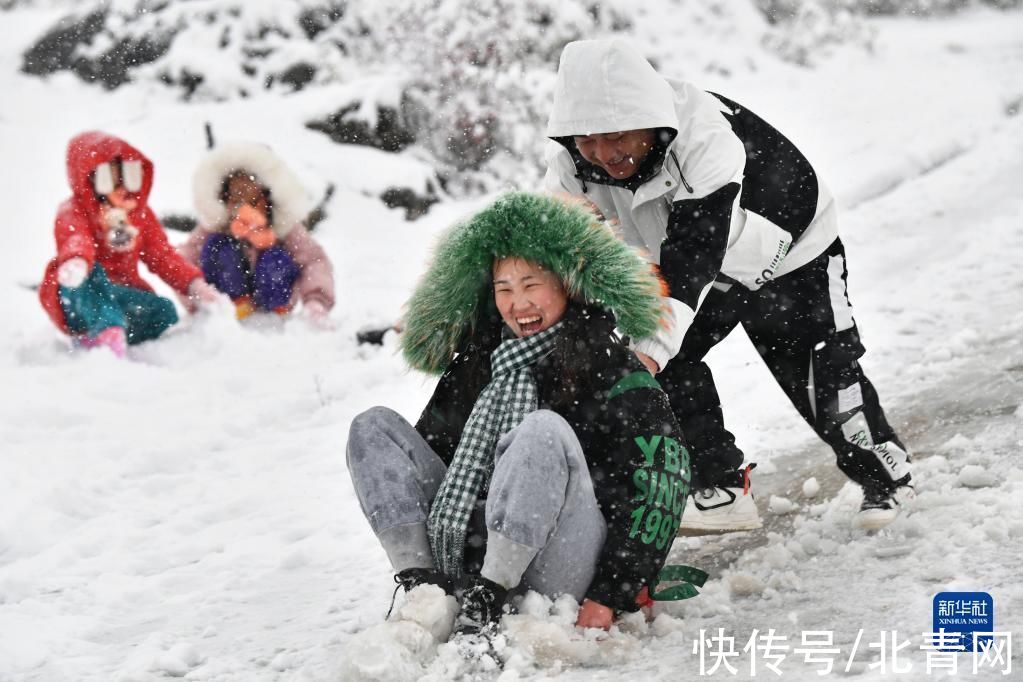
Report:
2,4,1022,681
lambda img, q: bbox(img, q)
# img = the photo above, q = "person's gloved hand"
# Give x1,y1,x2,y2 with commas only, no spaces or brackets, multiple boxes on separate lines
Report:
57,257,90,288
575,598,614,630
302,299,334,330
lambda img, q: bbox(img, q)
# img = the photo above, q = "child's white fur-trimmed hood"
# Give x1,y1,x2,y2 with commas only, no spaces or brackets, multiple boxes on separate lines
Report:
193,141,311,238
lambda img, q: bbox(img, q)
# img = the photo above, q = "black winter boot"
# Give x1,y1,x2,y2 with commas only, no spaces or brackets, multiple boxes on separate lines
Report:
386,568,454,619
454,575,508,636
395,567,454,594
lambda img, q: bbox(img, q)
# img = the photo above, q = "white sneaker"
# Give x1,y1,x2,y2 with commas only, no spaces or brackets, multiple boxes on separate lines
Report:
678,465,762,535
854,483,915,531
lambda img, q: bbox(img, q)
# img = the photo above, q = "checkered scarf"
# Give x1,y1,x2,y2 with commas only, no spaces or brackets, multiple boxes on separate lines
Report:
427,322,563,578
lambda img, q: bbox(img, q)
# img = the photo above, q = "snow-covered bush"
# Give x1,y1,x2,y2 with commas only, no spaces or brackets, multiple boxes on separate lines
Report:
759,1,876,66
756,0,1020,66
22,6,176,89
20,1,360,96
347,0,631,184
22,0,1018,187
854,0,1020,13
16,0,630,190
758,0,1019,23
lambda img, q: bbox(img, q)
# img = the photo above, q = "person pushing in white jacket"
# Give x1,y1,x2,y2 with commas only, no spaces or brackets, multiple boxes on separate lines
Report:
544,38,913,532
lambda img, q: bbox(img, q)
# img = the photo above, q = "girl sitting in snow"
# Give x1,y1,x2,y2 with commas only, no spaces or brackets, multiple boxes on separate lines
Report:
39,131,220,357
346,193,691,638
180,141,335,325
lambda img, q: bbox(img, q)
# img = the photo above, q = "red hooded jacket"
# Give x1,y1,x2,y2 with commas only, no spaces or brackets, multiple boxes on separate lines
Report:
39,132,202,333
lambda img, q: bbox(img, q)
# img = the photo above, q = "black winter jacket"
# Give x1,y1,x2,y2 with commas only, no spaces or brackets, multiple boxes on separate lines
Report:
415,304,691,612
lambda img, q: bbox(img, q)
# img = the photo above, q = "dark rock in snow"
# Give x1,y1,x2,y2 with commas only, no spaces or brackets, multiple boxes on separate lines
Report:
298,3,345,40
278,62,317,91
159,68,205,101
305,183,336,232
380,186,439,221
161,214,198,233
77,35,174,90
306,104,415,152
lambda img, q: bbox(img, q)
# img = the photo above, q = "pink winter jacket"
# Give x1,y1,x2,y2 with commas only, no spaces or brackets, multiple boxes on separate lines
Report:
183,141,335,311
180,224,335,310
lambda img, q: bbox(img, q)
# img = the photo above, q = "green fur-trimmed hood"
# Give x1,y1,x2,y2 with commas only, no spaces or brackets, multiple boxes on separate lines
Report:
401,192,665,374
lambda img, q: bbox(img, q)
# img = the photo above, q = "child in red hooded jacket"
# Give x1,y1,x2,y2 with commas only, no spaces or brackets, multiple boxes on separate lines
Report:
38,131,220,356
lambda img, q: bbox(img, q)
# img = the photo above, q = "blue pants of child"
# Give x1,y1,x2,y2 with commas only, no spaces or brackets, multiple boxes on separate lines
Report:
200,234,299,311
58,264,179,345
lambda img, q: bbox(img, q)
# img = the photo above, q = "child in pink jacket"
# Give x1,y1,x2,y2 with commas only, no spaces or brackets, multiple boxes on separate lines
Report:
180,142,335,324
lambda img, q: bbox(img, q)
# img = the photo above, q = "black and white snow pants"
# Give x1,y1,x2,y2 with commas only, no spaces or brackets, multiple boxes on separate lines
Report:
658,239,912,493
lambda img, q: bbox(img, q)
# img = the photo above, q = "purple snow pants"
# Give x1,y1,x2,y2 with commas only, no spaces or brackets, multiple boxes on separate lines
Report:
200,233,299,311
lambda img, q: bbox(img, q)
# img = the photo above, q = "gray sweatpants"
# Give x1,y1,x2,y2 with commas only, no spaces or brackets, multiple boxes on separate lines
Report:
346,406,607,601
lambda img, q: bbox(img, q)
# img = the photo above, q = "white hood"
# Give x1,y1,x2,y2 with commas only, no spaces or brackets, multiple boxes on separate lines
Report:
546,39,679,138
193,141,311,238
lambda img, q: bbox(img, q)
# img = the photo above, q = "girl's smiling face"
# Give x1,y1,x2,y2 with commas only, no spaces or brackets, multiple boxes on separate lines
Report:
493,257,569,337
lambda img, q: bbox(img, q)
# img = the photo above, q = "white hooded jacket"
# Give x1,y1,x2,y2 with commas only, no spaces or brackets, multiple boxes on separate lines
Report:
544,39,838,369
